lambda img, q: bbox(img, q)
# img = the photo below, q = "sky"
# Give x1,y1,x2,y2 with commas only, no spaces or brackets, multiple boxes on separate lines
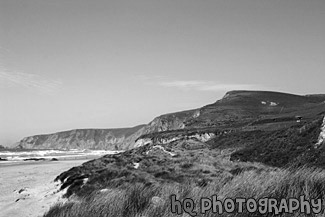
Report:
0,0,325,146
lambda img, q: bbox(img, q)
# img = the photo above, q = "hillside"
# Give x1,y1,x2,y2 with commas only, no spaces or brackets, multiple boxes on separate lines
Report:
41,90,325,217
14,90,325,151
47,90,325,196
136,90,325,147
15,125,146,150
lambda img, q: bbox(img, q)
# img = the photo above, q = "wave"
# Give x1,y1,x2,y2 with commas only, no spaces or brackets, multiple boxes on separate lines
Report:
0,149,121,163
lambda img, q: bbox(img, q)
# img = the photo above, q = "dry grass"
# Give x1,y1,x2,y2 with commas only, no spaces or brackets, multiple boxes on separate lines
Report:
44,166,325,217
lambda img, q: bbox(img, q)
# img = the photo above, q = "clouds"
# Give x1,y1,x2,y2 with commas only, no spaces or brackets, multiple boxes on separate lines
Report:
0,47,62,95
0,70,63,95
158,80,258,92
137,74,259,92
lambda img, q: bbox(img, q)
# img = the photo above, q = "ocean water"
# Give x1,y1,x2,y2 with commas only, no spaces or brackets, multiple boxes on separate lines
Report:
0,149,120,164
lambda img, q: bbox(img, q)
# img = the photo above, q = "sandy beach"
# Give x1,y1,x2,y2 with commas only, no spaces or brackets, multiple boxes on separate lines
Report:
0,159,90,217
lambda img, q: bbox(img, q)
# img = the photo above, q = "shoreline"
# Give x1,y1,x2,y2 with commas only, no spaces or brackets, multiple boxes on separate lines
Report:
0,155,98,167
0,158,91,217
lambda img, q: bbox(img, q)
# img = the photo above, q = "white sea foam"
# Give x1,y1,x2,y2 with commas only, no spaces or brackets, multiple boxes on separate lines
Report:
0,149,121,163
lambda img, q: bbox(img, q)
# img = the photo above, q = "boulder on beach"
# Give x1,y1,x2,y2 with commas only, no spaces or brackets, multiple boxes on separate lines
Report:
23,158,46,161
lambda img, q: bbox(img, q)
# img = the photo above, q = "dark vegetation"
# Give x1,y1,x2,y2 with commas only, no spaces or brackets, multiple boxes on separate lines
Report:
229,118,323,167
54,142,259,198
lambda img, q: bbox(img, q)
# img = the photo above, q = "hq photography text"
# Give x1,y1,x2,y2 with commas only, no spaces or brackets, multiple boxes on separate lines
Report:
170,195,322,216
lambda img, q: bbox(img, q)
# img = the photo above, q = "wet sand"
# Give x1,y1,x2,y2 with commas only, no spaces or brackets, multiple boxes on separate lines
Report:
0,159,90,217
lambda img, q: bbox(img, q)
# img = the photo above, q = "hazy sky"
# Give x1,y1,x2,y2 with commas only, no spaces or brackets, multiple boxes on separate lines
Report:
1,0,324,145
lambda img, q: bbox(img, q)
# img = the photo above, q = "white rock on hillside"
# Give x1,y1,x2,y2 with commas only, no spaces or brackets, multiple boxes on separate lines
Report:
315,116,325,148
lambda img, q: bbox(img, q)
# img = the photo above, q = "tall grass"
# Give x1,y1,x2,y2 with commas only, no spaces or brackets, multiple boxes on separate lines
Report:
44,166,325,217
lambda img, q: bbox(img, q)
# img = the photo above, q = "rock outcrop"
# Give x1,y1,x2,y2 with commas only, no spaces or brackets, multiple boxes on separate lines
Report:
315,116,325,148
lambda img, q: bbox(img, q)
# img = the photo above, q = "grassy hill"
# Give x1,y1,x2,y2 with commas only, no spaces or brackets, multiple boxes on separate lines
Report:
38,90,325,216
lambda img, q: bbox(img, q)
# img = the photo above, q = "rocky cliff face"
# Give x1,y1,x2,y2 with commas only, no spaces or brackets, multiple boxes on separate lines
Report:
140,109,198,134
16,126,146,150
14,109,200,150
15,108,200,150
134,132,216,148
